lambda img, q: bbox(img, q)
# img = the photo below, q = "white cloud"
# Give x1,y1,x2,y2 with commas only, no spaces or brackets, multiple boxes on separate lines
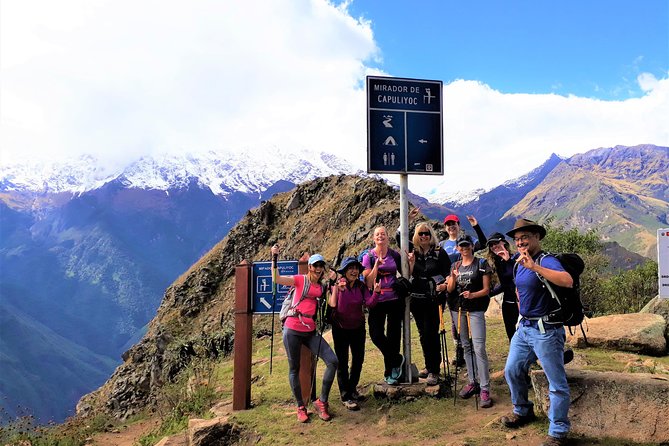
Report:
1,0,667,200
0,0,378,169
412,76,669,198
638,72,660,92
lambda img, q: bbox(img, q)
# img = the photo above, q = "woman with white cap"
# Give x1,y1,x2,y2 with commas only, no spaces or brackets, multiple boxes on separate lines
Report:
329,256,380,410
271,245,338,423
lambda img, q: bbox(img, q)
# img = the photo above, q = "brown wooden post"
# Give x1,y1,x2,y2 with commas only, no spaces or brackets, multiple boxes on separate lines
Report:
233,260,253,410
297,253,315,404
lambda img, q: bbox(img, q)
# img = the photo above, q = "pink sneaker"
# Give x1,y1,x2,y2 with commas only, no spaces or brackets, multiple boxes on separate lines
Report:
296,405,309,423
313,398,332,421
480,389,493,408
458,381,480,399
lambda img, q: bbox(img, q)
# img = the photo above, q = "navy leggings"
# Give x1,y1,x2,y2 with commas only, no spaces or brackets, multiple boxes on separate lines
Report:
283,327,338,407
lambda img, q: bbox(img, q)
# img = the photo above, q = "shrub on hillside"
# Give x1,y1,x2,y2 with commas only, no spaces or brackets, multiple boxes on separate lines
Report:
598,261,659,314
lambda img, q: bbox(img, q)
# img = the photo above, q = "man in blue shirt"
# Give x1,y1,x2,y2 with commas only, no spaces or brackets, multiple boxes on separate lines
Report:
500,219,573,446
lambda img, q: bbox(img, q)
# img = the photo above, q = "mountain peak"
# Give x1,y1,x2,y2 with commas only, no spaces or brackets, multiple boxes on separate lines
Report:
0,149,365,197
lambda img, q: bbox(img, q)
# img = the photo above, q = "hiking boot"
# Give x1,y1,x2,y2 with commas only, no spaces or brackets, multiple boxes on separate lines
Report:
342,399,359,411
313,398,332,421
563,349,574,365
296,405,309,423
500,411,537,428
351,390,366,402
480,389,493,408
426,373,439,386
539,435,568,446
458,382,480,399
418,368,429,379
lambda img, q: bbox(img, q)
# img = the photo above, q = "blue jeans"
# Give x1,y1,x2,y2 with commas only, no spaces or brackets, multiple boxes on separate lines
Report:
505,322,570,438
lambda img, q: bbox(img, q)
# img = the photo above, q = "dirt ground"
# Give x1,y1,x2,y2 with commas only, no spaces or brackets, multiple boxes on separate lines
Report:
88,391,611,446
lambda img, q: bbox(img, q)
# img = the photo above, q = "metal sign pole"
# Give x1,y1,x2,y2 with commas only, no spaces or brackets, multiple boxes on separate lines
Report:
399,174,412,383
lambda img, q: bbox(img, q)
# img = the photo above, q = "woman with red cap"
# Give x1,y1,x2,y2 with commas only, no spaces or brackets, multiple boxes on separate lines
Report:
439,214,488,262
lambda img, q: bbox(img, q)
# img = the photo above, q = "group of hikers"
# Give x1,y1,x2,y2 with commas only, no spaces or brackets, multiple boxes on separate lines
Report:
271,213,573,446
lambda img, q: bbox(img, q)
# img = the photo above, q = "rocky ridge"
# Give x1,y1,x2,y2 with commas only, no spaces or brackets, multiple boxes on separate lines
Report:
76,175,421,419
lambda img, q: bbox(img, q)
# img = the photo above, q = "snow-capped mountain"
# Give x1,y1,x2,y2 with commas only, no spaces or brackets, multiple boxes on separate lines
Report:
0,148,365,197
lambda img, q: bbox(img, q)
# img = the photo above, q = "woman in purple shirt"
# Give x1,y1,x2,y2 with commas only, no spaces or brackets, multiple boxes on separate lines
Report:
362,226,405,385
328,256,380,410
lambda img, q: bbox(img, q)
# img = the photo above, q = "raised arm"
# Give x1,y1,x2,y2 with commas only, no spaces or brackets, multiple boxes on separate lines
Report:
270,245,295,287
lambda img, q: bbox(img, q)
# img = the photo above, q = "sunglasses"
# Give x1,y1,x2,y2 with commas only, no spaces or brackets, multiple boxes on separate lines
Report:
418,231,431,237
445,222,458,227
458,242,472,248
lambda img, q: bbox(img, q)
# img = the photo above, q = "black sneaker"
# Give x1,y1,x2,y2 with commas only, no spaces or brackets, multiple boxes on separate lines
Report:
563,349,574,365
500,411,537,428
418,368,429,379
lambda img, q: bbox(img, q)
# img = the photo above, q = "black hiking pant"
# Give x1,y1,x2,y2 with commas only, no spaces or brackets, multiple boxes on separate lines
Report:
410,295,441,374
332,324,366,400
368,298,404,377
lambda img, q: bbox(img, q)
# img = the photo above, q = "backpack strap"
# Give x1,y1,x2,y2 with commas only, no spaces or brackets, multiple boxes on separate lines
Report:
288,275,312,312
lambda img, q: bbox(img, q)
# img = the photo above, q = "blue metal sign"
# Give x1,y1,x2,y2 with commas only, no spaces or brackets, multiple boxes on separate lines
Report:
252,260,298,314
367,76,443,175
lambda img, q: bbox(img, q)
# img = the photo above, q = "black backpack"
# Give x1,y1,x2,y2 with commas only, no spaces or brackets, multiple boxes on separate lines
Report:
514,252,587,328
536,252,586,328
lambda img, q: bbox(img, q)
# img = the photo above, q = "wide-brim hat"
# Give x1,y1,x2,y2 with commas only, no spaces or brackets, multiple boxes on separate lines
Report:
337,256,363,274
505,218,547,240
486,232,506,247
308,253,326,266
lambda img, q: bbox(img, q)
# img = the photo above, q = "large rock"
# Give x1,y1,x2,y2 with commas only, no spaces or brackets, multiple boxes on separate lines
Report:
531,369,669,443
641,296,669,339
188,416,242,446
566,313,667,356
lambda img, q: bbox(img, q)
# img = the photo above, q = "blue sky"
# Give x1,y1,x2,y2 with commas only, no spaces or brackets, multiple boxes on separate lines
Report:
348,0,668,100
1,0,667,199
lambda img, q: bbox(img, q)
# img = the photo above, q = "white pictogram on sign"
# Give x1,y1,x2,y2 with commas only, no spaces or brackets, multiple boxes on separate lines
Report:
259,278,270,292
419,139,427,144
424,88,435,104
383,115,393,128
383,136,397,146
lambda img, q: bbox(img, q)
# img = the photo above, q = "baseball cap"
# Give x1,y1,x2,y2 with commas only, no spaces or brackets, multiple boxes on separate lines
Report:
308,254,326,265
443,214,460,224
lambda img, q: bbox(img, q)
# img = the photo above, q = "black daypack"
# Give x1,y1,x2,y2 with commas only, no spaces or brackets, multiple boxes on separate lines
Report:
514,252,586,329
536,252,585,328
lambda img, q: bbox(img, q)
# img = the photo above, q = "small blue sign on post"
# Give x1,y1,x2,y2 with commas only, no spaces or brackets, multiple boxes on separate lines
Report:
367,76,443,175
252,260,299,314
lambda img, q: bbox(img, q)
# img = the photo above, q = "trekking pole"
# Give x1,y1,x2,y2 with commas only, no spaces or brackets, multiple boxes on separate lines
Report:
269,252,278,375
453,305,461,406
466,310,479,411
438,302,451,386
309,292,327,403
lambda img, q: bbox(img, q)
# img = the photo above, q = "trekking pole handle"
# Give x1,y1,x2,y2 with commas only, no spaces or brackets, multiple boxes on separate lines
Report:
438,303,445,332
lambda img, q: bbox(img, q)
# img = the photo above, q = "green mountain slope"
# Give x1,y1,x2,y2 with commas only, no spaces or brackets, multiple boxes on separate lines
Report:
503,145,668,258
0,300,118,423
